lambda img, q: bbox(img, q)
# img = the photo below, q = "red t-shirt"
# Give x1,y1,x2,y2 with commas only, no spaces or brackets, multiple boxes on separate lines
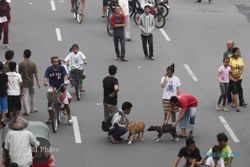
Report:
177,94,198,112
111,13,126,28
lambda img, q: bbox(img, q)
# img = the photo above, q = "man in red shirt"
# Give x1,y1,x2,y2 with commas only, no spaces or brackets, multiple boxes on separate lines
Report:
170,94,198,138
111,5,128,62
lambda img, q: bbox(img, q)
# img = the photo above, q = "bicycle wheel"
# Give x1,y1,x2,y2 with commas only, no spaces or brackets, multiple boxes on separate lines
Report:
129,2,134,17
52,105,58,133
157,4,169,17
155,14,165,28
75,80,81,100
107,20,113,36
75,0,83,24
133,11,141,25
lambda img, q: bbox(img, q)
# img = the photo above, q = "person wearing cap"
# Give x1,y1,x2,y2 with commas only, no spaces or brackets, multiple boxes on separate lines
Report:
170,94,198,138
173,138,202,167
138,4,155,60
4,116,40,167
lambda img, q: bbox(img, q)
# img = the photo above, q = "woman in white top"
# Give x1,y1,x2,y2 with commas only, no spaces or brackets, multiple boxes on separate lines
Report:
160,64,181,125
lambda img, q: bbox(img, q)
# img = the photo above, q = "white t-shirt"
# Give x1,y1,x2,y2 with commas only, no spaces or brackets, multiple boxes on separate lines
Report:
161,76,181,100
5,129,40,167
206,157,225,167
119,0,129,16
65,51,86,70
7,72,22,96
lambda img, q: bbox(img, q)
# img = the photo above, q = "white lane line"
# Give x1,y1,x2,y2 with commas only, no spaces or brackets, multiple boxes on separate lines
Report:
72,116,82,143
183,64,198,82
218,116,240,143
51,0,56,11
58,0,65,2
159,28,171,42
55,28,62,41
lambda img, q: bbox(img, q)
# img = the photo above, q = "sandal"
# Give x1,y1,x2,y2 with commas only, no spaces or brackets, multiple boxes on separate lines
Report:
68,119,73,126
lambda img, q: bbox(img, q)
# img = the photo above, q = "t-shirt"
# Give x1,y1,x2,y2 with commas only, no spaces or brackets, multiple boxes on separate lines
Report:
0,73,8,97
229,57,244,80
44,66,67,89
5,129,40,167
7,72,22,96
111,13,126,36
206,145,233,166
218,65,231,83
18,60,38,87
206,157,225,167
65,51,86,70
103,76,119,105
223,50,232,59
177,94,198,112
178,147,202,165
161,76,181,100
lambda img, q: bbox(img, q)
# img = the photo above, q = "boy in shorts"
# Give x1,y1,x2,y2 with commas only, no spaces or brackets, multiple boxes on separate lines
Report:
0,62,8,127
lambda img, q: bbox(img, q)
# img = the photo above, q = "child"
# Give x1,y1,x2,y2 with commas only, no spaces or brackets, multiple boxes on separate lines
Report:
206,145,225,167
0,62,8,127
216,57,231,111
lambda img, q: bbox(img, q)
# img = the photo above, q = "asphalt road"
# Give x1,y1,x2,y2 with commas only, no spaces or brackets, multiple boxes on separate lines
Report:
0,0,250,166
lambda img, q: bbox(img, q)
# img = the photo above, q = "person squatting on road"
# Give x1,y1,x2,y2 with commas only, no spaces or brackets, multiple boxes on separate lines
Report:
169,94,198,138
118,0,132,41
161,64,181,125
108,101,132,144
44,57,73,125
229,47,247,111
4,116,40,167
138,4,155,60
216,57,231,112
111,5,128,62
0,0,11,48
7,61,23,118
205,145,225,167
65,44,87,92
172,138,202,167
103,65,119,122
18,49,40,115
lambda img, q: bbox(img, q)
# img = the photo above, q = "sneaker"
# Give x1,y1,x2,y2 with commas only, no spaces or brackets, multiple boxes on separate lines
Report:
216,104,221,111
240,102,247,107
4,44,9,48
222,107,228,112
121,58,128,62
149,57,155,61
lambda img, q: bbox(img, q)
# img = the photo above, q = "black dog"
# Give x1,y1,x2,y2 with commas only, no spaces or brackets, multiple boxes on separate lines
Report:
147,124,177,141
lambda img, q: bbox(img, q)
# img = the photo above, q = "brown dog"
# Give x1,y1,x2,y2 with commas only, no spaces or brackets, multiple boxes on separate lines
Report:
127,121,145,144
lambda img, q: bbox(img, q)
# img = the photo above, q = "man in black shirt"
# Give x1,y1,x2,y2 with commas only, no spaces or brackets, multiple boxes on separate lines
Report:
102,65,119,122
173,138,202,167
0,62,8,127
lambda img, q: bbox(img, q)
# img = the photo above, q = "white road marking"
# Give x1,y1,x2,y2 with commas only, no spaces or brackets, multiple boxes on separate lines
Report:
58,0,64,2
183,64,198,82
218,116,240,143
72,116,82,143
50,0,56,11
159,29,171,42
55,28,62,41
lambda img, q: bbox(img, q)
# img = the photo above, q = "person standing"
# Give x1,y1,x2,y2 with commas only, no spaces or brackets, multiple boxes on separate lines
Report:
3,50,15,73
4,116,40,167
18,49,40,115
138,4,155,60
0,0,11,48
111,5,128,62
119,0,132,41
170,94,198,138
7,62,23,118
161,64,181,125
102,65,119,123
229,47,247,111
0,62,8,128
216,57,231,112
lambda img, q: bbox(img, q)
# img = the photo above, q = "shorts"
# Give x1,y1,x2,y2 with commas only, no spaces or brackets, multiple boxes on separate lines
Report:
229,80,238,95
0,96,7,113
103,0,108,6
7,96,21,112
162,99,179,113
179,107,196,130
103,102,118,122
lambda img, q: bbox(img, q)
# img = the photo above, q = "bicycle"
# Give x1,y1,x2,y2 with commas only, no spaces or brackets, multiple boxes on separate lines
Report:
70,68,85,101
73,0,83,24
47,84,66,133
129,0,141,17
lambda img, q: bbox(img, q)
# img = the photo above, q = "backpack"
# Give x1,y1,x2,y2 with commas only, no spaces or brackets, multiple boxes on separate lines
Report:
101,111,122,132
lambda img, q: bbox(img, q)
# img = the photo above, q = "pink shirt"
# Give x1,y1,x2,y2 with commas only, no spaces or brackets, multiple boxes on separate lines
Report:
218,65,231,83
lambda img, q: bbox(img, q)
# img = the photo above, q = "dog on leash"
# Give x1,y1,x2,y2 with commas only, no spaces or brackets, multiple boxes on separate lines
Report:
147,124,178,142
127,121,145,144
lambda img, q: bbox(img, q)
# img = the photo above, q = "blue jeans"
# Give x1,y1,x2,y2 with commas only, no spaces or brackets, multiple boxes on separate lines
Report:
109,127,128,140
179,107,196,130
218,83,229,107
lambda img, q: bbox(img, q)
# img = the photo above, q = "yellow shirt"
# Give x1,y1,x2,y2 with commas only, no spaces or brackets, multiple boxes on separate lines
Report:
207,145,234,166
229,57,244,80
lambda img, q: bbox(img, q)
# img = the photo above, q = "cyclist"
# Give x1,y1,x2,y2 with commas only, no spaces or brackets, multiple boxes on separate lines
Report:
71,0,85,16
65,44,87,92
44,56,73,126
